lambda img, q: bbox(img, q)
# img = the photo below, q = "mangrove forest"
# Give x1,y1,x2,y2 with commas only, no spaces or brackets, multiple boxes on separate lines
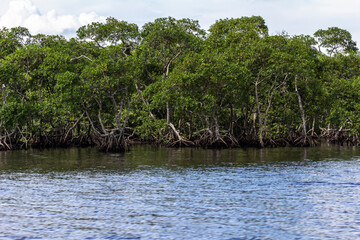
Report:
0,16,359,152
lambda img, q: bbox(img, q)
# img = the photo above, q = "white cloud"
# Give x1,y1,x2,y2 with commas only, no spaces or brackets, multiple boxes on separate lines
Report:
0,0,106,36
79,12,105,26
0,0,359,44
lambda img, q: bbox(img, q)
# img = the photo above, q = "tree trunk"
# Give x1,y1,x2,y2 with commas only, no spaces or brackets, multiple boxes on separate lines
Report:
311,118,315,137
230,105,234,135
110,94,124,133
255,82,265,148
169,123,182,141
295,76,307,137
213,113,221,139
2,84,5,105
119,92,131,138
133,77,156,121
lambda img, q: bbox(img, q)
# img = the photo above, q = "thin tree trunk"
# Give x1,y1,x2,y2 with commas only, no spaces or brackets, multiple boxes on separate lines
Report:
294,76,307,137
213,113,221,139
119,90,131,137
230,105,234,135
133,77,156,121
255,82,265,148
2,84,5,105
311,118,315,136
98,112,108,135
110,95,124,132
168,122,183,141
64,112,85,141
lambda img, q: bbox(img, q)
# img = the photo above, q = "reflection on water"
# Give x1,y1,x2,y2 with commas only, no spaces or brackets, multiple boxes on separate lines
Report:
2,143,360,171
1,144,360,239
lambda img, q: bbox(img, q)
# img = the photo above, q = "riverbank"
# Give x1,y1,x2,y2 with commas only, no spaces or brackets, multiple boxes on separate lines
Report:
1,127,357,153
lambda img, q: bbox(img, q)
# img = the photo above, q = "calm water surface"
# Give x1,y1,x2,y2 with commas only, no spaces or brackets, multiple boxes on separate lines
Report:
1,145,360,239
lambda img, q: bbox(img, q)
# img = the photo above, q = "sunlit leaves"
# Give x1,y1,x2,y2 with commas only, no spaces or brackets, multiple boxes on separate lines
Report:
314,27,358,56
0,16,360,148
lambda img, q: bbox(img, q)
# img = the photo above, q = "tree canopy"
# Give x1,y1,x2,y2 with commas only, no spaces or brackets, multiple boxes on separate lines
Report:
0,16,359,151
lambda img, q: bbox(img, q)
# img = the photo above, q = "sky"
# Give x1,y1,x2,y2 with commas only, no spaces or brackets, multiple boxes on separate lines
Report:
0,0,359,44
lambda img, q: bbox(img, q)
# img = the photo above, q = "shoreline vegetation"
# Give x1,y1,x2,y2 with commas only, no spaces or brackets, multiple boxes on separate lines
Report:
0,16,360,152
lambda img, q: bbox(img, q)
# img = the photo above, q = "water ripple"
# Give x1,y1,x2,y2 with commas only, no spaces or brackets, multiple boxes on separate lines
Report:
1,146,360,239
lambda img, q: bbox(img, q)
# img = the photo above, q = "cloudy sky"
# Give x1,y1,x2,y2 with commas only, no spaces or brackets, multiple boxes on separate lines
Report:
0,0,359,44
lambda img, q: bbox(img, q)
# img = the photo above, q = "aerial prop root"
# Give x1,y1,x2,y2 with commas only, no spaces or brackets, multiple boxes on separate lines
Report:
167,123,195,147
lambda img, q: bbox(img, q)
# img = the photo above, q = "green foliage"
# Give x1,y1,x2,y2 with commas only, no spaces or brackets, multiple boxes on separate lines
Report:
314,27,358,56
0,17,359,150
208,16,268,49
77,17,139,47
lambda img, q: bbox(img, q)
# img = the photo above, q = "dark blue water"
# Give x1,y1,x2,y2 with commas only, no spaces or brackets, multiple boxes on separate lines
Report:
1,145,360,239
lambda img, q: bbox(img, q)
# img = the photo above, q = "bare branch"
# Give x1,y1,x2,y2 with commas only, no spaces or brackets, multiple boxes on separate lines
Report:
70,55,94,62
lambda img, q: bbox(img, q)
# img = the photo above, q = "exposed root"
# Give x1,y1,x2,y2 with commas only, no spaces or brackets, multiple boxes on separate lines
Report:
320,126,359,146
166,123,195,147
93,133,128,153
293,135,318,147
193,129,239,149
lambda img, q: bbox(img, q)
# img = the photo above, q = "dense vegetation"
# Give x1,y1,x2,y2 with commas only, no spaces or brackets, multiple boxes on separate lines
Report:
0,16,359,152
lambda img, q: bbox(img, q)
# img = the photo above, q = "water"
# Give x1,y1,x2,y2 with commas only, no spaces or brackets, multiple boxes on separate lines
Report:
1,145,360,239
